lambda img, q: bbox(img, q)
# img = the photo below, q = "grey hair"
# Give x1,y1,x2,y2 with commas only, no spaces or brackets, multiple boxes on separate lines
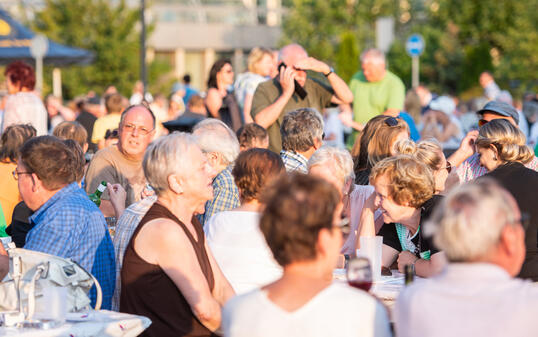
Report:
192,118,240,165
280,108,324,152
307,146,355,185
143,132,197,196
360,48,386,64
425,178,520,262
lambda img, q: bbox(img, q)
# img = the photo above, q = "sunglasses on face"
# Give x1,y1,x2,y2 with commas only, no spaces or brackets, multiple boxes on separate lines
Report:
478,119,489,127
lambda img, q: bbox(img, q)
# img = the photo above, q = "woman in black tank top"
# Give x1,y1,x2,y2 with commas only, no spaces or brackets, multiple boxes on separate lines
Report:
120,133,235,337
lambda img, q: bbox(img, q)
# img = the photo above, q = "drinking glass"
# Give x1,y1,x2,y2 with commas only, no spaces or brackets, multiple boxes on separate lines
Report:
346,257,373,292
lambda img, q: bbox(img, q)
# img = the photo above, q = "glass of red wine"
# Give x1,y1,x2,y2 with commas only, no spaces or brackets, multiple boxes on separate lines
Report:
346,257,373,292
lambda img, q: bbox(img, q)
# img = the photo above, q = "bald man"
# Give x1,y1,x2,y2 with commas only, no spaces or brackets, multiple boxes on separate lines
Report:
349,48,405,126
251,44,353,152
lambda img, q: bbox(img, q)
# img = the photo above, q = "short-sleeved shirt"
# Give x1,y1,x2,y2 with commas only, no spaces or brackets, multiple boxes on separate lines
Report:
378,195,442,259
2,92,48,136
84,145,147,208
251,77,334,153
234,72,269,111
349,70,405,125
25,182,115,309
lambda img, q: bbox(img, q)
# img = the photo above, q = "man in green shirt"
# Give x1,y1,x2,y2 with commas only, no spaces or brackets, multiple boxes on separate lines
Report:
251,44,353,153
349,49,405,126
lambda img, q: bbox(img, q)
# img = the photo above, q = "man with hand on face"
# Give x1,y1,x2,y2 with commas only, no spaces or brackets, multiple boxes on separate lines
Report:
251,43,353,153
85,105,156,217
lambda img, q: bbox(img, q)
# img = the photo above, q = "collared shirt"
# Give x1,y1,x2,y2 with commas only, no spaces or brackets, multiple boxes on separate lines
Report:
198,165,240,226
394,263,538,337
25,182,115,309
280,150,308,173
457,153,538,183
2,92,48,136
111,194,157,311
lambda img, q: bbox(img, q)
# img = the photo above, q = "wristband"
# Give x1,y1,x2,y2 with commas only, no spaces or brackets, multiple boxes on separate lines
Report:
324,67,334,77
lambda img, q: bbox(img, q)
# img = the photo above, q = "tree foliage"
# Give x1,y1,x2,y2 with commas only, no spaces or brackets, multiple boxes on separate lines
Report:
33,0,141,99
282,0,538,96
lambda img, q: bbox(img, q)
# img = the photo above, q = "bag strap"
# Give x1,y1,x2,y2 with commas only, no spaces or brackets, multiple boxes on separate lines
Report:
26,264,48,320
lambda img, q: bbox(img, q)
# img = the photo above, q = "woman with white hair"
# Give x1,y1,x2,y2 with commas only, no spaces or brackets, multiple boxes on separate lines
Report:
308,146,381,255
476,119,538,280
120,132,235,336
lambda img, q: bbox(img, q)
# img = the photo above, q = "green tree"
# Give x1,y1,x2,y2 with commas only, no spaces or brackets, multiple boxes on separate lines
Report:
33,0,140,98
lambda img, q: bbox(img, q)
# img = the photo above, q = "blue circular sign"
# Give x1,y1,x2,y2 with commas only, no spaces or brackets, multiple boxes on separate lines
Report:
406,34,424,57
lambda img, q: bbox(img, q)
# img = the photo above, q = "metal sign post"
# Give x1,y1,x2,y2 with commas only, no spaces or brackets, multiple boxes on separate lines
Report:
405,34,424,88
30,34,48,94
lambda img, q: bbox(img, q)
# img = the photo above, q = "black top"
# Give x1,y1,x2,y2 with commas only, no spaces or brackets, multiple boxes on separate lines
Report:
5,201,34,248
481,162,538,281
378,195,442,258
120,203,217,337
76,110,97,153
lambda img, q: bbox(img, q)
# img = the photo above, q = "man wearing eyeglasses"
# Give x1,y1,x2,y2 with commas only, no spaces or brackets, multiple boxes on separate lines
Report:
454,101,538,183
85,105,156,217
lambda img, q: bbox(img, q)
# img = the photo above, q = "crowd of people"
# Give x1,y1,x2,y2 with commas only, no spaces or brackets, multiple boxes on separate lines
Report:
0,42,537,337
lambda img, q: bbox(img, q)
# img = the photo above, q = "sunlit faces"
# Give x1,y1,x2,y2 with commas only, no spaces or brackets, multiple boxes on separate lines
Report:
282,49,308,87
390,131,410,156
218,63,235,86
309,164,345,197
361,58,386,82
373,174,416,224
433,151,449,193
257,54,275,78
478,146,499,171
15,162,39,211
118,106,155,160
179,145,218,208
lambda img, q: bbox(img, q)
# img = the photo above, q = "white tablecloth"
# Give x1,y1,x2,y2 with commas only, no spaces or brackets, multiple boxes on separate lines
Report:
0,310,151,337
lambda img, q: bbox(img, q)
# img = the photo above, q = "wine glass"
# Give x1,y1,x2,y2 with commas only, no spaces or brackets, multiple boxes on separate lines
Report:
346,257,373,292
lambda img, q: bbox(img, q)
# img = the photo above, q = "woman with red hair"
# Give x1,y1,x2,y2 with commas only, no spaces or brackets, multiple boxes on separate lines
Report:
2,61,47,135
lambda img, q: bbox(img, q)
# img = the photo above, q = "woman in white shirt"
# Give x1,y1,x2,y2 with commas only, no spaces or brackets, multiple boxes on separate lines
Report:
222,174,391,337
205,148,284,294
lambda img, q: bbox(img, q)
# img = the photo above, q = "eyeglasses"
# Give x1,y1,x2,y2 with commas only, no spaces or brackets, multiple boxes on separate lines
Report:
334,216,351,235
384,116,399,127
12,169,32,180
121,123,154,136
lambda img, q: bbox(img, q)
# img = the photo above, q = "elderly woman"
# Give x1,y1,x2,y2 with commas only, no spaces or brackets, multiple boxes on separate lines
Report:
395,138,451,194
352,115,410,185
120,132,235,336
222,174,391,337
308,146,381,255
360,156,446,277
476,119,538,280
205,148,284,294
234,47,275,124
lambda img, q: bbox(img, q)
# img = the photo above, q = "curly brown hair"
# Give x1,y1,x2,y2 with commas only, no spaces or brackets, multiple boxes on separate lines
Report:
260,173,341,266
232,148,284,202
5,61,36,90
0,124,36,163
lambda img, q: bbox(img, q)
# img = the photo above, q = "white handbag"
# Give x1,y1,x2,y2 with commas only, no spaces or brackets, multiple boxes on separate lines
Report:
0,248,102,325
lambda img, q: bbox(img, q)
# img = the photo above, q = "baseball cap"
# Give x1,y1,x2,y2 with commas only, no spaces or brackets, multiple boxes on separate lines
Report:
477,101,519,125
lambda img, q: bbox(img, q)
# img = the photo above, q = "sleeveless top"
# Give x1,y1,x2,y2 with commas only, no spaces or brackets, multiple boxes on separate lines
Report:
120,203,217,337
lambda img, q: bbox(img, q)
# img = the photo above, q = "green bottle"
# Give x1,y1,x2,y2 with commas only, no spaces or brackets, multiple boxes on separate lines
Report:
89,181,107,207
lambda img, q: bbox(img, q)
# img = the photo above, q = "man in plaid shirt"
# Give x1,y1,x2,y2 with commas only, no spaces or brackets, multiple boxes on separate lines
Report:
280,108,324,174
193,119,240,226
4,136,115,309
